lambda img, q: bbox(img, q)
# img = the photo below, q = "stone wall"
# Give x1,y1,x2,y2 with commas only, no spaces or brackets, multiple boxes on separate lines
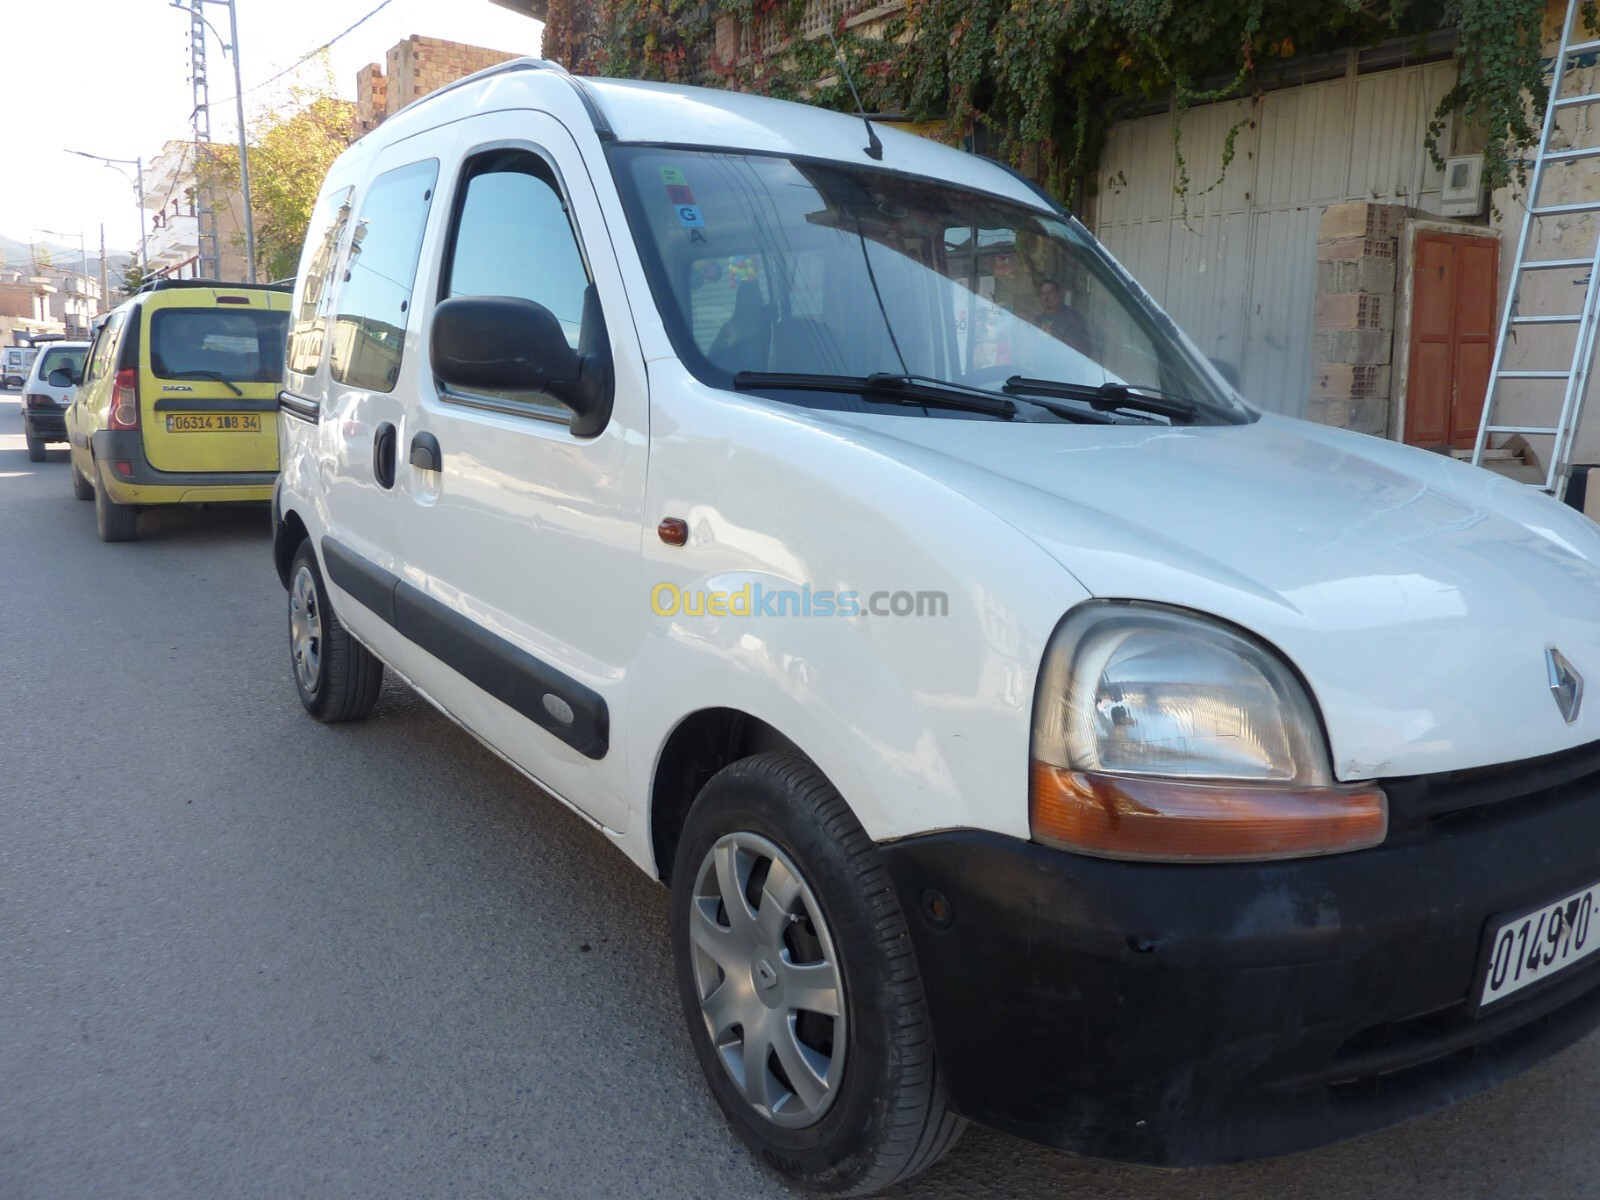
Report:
1310,201,1405,435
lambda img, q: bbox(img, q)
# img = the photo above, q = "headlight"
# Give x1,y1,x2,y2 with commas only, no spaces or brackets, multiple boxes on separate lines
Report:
1030,603,1387,862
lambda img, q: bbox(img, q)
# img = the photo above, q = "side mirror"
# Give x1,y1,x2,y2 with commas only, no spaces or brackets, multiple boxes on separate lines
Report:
430,292,614,437
1209,357,1242,390
48,367,79,388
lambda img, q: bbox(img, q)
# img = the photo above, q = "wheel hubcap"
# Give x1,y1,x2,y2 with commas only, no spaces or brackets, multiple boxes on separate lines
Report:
688,832,846,1128
289,566,323,693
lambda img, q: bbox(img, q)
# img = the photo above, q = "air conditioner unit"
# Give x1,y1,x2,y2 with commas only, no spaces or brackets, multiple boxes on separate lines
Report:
1441,154,1486,217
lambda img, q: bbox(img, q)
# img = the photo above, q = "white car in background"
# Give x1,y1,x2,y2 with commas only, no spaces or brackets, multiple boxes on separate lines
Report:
21,340,88,462
3,344,39,390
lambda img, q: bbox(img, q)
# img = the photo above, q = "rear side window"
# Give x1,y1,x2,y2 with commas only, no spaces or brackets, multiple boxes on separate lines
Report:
38,346,87,379
150,308,290,384
331,159,439,393
84,312,126,384
288,184,354,377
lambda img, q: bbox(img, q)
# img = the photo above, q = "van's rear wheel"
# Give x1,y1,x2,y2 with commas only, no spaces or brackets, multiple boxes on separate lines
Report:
71,458,94,500
25,428,45,462
93,462,137,542
669,753,964,1195
288,540,383,722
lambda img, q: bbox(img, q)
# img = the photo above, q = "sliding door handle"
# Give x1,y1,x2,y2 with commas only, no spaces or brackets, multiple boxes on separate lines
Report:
409,431,441,473
373,423,396,489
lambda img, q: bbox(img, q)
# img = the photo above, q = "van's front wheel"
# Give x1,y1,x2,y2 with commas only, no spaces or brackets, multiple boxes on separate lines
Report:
669,753,964,1195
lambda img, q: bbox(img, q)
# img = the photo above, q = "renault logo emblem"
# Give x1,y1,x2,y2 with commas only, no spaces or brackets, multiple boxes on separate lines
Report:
1548,648,1584,724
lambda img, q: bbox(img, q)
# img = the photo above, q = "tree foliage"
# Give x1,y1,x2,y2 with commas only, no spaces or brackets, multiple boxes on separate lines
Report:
567,0,1594,208
120,257,146,297
202,78,358,283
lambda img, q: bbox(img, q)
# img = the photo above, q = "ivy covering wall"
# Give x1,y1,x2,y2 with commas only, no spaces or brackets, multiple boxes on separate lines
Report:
544,0,1594,207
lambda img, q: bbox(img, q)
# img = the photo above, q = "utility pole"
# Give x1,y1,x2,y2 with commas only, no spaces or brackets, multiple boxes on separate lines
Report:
99,225,109,313
185,0,221,279
175,0,257,283
37,226,90,334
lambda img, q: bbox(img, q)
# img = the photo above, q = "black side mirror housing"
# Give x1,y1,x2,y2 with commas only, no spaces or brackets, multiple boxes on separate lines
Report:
430,291,614,437
48,367,79,388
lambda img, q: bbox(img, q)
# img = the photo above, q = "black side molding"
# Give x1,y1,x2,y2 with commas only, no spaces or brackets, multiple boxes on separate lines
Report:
279,390,321,423
321,537,398,626
319,537,608,759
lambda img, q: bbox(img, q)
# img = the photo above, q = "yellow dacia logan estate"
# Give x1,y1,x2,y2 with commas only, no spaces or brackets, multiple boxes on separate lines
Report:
63,279,291,541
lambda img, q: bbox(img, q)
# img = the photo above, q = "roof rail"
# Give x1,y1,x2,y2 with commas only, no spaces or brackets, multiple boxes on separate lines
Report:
396,57,614,142
136,277,293,295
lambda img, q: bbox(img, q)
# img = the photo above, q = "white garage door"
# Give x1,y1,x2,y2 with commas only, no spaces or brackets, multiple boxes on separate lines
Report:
1091,61,1455,416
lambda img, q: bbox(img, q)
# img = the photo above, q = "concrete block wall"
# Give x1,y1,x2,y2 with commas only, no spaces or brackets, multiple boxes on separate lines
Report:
385,36,522,117
355,37,524,133
356,62,388,132
1310,201,1407,436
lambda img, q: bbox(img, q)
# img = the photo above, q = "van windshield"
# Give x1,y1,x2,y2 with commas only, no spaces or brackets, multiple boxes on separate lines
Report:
150,308,290,385
611,147,1247,425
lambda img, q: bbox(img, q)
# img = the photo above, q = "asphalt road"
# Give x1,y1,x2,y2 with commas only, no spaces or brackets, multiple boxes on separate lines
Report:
3,388,1599,1200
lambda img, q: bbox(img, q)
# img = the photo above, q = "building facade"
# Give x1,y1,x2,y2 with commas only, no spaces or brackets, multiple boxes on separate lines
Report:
356,36,527,133
141,140,251,283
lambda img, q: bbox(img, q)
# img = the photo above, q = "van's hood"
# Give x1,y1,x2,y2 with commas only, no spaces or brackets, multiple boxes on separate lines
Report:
826,410,1600,780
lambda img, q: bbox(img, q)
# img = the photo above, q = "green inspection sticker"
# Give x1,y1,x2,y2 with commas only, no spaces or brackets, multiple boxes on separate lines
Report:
660,166,688,186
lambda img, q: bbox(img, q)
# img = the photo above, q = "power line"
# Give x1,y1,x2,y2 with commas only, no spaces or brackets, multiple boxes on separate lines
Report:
211,0,400,108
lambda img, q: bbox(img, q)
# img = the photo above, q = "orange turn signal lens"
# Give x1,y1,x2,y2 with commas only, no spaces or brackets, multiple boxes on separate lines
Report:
1030,760,1387,863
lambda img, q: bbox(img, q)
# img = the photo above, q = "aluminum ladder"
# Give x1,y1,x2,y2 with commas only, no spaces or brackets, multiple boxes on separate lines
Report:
1472,0,1600,499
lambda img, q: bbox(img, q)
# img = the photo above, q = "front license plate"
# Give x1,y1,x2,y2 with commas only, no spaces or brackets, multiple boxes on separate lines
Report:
1479,882,1600,1007
165,413,261,433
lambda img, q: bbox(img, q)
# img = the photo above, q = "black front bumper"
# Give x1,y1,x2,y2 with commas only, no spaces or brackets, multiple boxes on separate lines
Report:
880,747,1600,1166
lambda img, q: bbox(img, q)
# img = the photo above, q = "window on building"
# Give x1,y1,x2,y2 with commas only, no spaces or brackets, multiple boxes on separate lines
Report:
330,159,439,393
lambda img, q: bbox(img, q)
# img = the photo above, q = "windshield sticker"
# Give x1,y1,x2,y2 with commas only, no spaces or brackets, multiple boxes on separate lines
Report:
675,204,705,228
666,183,696,205
660,166,688,186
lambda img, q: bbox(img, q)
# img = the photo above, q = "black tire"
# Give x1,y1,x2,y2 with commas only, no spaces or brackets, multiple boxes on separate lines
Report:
93,460,137,542
287,539,383,722
70,457,93,500
670,752,965,1195
25,427,44,462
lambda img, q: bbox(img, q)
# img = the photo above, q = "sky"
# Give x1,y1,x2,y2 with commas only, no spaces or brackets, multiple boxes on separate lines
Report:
0,0,544,265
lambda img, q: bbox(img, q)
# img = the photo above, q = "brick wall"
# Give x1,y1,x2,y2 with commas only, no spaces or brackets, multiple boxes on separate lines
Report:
354,37,524,132
356,62,389,133
1310,202,1405,435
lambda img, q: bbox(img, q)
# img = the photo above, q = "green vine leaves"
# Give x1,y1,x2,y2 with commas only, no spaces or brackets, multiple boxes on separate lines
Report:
557,0,1595,212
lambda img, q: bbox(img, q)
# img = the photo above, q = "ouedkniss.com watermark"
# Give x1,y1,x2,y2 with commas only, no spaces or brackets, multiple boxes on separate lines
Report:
651,583,949,618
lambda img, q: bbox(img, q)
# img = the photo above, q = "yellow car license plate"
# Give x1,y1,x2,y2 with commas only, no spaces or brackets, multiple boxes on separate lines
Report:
165,413,261,433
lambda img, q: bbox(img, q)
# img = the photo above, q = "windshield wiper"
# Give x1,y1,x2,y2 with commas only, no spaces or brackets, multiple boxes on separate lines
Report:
734,371,1017,420
1004,375,1200,424
161,369,244,397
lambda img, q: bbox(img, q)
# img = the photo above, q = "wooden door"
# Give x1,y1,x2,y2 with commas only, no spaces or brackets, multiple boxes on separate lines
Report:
1406,231,1499,449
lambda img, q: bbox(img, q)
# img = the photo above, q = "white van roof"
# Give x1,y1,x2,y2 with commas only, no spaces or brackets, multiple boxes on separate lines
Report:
369,58,1053,214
